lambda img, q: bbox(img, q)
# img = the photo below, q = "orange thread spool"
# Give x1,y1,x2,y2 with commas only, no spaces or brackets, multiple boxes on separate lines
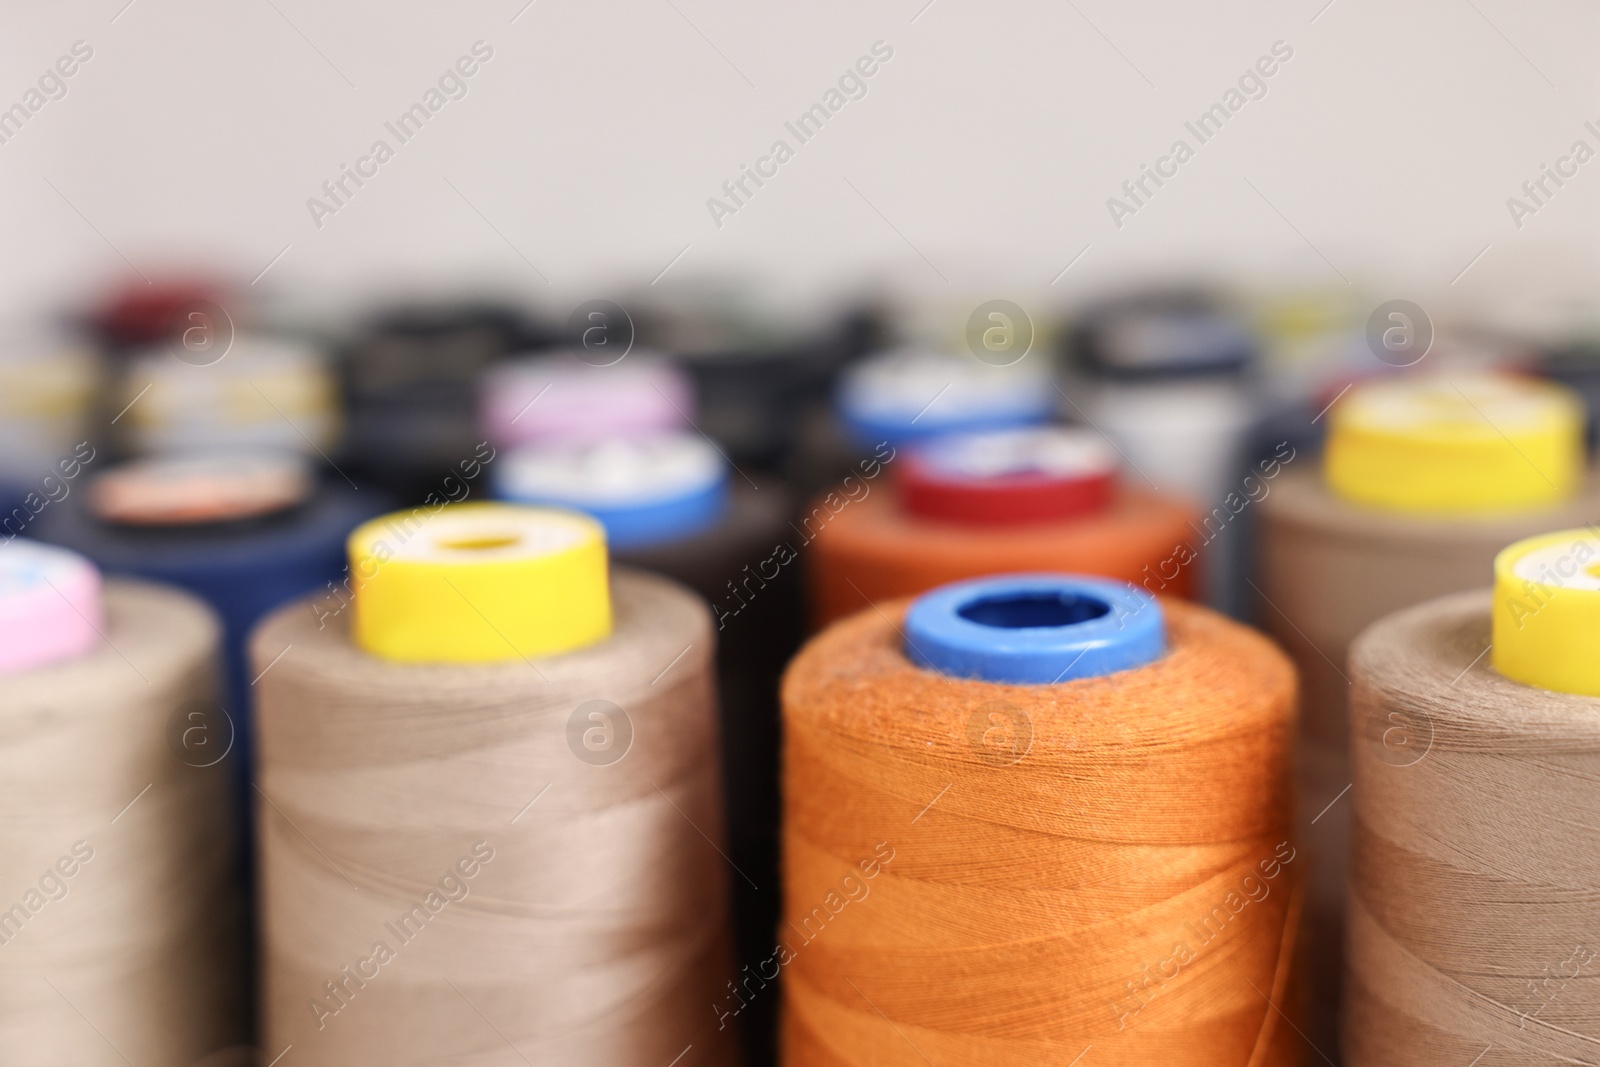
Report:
780,582,1300,1066
806,430,1201,628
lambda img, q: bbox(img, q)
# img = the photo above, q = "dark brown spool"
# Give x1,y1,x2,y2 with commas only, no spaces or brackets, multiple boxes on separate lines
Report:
614,478,802,1067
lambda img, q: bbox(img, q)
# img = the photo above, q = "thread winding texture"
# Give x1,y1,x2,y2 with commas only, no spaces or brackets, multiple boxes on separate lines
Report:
1346,590,1600,1065
0,580,246,1064
780,596,1299,1066
252,567,737,1066
1257,467,1600,1054
806,486,1200,628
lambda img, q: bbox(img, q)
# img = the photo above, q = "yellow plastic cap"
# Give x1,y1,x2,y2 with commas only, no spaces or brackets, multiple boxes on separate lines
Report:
1493,527,1600,696
349,502,612,664
1324,373,1584,515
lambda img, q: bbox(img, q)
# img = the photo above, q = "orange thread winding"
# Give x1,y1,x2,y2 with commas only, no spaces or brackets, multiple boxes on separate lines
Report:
780,596,1301,1066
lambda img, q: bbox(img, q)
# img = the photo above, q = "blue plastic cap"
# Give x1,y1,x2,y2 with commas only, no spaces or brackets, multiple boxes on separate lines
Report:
841,404,1053,448
583,475,727,549
493,436,730,550
497,470,727,550
903,573,1166,684
835,349,1055,446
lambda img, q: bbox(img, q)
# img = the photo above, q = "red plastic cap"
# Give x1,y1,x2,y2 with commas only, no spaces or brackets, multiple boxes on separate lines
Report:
899,427,1118,526
93,276,228,348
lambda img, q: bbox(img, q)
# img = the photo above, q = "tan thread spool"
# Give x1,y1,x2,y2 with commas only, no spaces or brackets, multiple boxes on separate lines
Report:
1257,463,1600,1052
0,579,247,1064
252,558,738,1065
1346,589,1600,1064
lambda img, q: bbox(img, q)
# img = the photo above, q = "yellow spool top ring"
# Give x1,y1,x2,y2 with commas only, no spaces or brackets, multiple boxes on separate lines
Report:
1324,373,1584,515
1492,526,1600,696
350,502,612,664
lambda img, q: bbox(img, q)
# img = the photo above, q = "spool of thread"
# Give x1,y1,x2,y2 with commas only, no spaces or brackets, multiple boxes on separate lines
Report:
31,452,384,815
496,434,801,1064
1070,290,1256,381
806,426,1201,628
1063,289,1260,613
341,302,549,499
781,573,1299,1065
480,352,693,451
0,543,247,1062
836,346,1054,447
254,502,736,1065
496,432,727,548
1256,371,1596,1057
0,326,100,507
1533,338,1600,448
344,303,547,401
633,291,875,474
114,333,339,458
89,275,228,350
1344,529,1600,1063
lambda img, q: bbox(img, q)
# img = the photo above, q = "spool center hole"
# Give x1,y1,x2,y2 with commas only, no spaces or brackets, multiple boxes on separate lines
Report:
957,591,1110,629
438,533,522,551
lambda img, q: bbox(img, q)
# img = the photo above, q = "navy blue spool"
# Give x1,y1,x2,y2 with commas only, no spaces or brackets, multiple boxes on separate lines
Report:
904,573,1165,684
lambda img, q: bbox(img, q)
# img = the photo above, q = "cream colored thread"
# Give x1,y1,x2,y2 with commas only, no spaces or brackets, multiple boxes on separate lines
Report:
0,580,246,1066
1346,590,1600,1066
253,568,737,1066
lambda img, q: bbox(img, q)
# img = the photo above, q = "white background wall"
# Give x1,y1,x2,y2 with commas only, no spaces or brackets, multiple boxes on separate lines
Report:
4,0,1599,332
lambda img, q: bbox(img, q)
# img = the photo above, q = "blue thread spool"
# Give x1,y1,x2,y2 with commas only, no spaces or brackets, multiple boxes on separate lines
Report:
904,573,1166,684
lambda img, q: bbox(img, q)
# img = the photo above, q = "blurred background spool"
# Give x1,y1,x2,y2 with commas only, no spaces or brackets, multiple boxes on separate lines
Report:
836,345,1054,448
806,425,1201,628
495,430,800,1066
788,341,1058,493
32,451,384,838
629,282,878,479
1531,335,1600,451
1344,527,1600,1064
253,502,737,1065
0,542,246,1064
480,350,693,450
87,275,231,354
1062,289,1261,614
112,332,340,459
0,323,100,517
1256,371,1598,1059
781,573,1299,1065
1241,288,1367,548
341,301,552,499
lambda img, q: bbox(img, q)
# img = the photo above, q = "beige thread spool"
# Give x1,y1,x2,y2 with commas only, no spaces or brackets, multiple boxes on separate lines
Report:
1257,372,1598,1054
0,543,246,1064
253,503,737,1065
1345,543,1600,1064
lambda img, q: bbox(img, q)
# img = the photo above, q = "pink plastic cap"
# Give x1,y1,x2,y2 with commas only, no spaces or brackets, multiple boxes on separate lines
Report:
0,541,104,675
481,352,693,448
